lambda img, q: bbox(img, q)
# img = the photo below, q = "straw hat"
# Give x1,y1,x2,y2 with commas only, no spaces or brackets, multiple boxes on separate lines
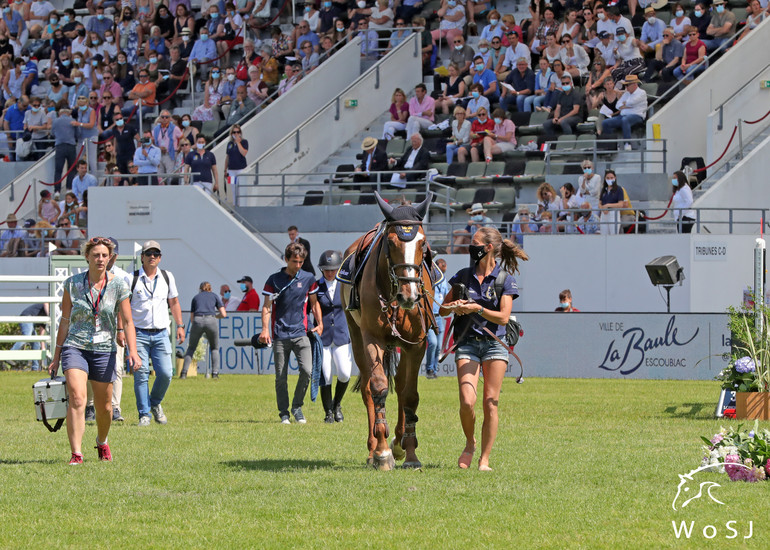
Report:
361,137,378,150
5,213,18,223
623,74,640,84
466,203,487,214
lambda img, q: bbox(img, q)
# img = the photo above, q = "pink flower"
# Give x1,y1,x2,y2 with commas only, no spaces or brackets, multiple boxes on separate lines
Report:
766,459,770,477
711,433,725,446
725,455,745,482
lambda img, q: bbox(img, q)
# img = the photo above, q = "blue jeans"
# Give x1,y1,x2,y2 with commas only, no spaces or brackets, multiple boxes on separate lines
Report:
11,322,40,370
134,328,173,418
523,94,545,112
673,64,706,81
425,316,446,374
445,142,462,164
601,114,645,140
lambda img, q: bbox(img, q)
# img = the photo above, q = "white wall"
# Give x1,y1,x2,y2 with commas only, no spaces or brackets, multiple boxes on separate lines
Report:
646,18,770,176
706,65,770,164
88,186,284,301
694,132,770,233
208,37,362,183
263,231,756,313
242,34,422,205
0,152,57,225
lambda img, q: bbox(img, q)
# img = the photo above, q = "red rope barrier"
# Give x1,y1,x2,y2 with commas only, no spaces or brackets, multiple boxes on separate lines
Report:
640,194,674,221
144,68,191,107
692,126,737,174
0,184,32,225
39,144,86,186
744,108,770,125
251,0,291,29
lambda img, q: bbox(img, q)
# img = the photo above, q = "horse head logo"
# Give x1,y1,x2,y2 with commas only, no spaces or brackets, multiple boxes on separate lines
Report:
671,463,752,511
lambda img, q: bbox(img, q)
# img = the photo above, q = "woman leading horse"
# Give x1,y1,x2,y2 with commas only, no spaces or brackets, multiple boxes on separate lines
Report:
340,193,435,470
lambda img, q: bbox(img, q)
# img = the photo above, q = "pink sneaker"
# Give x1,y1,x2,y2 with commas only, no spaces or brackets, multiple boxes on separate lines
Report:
69,453,83,465
95,440,112,462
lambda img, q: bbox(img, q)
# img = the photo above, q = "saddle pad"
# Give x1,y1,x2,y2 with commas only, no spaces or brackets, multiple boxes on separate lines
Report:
429,261,445,286
336,252,356,284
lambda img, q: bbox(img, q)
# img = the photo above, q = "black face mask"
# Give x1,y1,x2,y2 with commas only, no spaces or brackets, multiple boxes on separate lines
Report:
78,28,86,37
468,244,488,264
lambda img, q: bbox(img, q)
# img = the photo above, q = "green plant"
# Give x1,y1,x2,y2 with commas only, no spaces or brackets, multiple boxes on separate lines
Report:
719,301,770,392
701,421,770,482
0,322,20,351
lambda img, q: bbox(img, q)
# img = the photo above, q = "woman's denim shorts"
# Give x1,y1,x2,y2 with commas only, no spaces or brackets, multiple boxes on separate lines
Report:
455,336,509,364
61,346,117,383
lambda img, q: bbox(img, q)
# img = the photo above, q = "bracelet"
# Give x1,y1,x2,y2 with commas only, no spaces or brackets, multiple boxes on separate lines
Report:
117,329,125,332
479,307,484,316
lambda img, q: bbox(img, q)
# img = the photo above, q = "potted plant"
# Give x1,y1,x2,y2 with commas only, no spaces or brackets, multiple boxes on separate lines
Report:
701,422,770,482
720,300,770,419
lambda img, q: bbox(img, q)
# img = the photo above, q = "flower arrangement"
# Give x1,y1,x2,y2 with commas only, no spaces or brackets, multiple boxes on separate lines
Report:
701,422,770,482
715,301,770,392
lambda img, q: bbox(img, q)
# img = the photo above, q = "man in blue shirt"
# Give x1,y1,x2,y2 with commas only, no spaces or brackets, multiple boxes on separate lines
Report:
294,20,320,57
85,5,114,39
4,96,28,160
471,55,499,104
71,160,97,202
133,132,161,186
259,242,323,424
189,28,218,84
639,7,666,53
425,258,449,379
0,213,27,257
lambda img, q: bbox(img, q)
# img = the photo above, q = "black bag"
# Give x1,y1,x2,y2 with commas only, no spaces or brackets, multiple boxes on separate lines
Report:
493,270,523,348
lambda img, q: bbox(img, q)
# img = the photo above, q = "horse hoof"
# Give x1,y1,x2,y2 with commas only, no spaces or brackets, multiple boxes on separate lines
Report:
403,460,422,470
366,456,375,467
390,437,406,461
374,450,395,471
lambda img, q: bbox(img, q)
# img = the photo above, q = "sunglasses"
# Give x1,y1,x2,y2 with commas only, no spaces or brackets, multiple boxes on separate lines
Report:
89,96,98,99
90,237,111,245
103,95,112,99
232,130,241,134
689,32,698,36
160,115,169,118
143,251,161,258
453,40,463,44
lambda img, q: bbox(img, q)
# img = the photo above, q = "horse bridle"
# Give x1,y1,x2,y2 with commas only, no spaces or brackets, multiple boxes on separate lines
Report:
375,220,433,345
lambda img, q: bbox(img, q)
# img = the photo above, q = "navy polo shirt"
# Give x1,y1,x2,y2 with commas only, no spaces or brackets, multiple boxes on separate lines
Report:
185,150,217,183
190,291,223,315
262,268,319,340
600,185,624,206
226,139,248,171
448,263,519,339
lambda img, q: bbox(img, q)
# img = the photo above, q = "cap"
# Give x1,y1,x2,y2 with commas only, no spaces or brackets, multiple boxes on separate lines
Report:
141,240,162,254
237,275,253,284
598,30,610,39
712,0,725,4
23,218,35,228
615,27,627,35
361,136,378,150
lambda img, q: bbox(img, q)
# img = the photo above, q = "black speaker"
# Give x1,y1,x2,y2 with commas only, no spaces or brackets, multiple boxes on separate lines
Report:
645,255,683,286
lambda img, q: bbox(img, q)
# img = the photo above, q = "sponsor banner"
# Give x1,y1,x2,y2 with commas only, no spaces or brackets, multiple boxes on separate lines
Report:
183,312,729,380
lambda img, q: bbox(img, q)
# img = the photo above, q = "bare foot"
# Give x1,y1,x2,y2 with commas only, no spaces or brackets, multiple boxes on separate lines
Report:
478,464,493,471
458,441,476,469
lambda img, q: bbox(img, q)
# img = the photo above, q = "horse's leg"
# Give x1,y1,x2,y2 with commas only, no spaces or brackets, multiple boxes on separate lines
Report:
347,324,377,465
363,338,394,471
391,352,407,462
399,345,424,469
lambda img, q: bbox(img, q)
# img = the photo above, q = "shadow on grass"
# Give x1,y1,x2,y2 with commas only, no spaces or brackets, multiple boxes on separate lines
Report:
661,402,715,419
0,459,59,465
223,459,338,471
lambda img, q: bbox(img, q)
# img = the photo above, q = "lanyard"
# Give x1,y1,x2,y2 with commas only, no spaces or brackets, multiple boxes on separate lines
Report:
142,273,159,298
83,271,108,318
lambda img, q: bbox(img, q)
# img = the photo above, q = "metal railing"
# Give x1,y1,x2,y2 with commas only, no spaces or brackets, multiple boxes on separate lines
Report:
544,137,668,174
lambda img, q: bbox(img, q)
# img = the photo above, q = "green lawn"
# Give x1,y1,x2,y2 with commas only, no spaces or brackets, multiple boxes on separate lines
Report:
1,372,768,549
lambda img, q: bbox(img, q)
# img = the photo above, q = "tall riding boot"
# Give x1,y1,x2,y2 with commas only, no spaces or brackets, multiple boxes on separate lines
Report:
320,385,334,423
332,380,349,422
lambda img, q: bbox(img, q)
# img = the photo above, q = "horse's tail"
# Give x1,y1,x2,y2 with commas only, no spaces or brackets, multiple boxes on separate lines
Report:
351,348,397,393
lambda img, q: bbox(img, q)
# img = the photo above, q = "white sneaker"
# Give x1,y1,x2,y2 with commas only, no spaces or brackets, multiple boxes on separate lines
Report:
623,143,632,151
151,404,167,424
138,415,151,427
280,415,291,425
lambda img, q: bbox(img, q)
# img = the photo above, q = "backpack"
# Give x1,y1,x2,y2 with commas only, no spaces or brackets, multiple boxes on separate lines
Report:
130,269,171,304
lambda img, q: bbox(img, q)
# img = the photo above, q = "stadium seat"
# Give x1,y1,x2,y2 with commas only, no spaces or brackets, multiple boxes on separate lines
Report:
504,159,526,176
302,190,325,205
455,162,486,186
555,135,577,150
200,120,221,140
386,138,407,157
451,187,478,210
517,159,546,184
575,134,596,151
499,209,518,236
429,162,448,175
485,161,506,176
518,111,550,136
489,186,516,211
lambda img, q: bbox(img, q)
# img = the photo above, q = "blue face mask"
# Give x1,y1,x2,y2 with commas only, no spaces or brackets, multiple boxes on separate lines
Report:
471,214,485,222
493,117,502,125
239,283,247,292
672,178,679,186
97,14,104,20
675,9,684,17
182,120,190,127
62,15,70,24
223,291,231,299
562,84,571,92
211,12,219,18
475,63,484,72
617,35,626,42
560,301,570,308
79,104,88,111
47,106,55,112
324,1,331,7
211,71,220,78
116,119,124,126
200,34,209,41
74,76,82,84
694,9,703,17
471,91,480,99
583,167,592,174
93,39,99,45
62,59,70,67
716,5,724,13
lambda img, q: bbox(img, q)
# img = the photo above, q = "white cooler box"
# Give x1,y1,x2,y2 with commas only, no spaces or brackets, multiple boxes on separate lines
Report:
33,377,68,432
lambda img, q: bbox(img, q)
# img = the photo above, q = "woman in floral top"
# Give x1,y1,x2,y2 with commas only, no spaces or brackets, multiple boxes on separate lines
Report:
49,238,140,465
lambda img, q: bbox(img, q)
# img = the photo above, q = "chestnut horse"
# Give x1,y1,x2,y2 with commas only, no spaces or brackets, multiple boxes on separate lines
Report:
340,193,435,470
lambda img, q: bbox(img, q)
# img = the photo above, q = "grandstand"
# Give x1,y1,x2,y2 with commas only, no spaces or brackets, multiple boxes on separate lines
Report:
1,0,769,317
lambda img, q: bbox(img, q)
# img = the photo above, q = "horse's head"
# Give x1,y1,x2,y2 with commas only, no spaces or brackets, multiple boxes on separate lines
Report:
375,192,432,310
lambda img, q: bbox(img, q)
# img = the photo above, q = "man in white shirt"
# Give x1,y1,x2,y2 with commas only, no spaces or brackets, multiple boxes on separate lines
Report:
388,133,431,187
497,31,531,76
595,31,617,66
600,74,647,150
220,284,242,311
130,240,186,426
607,6,634,38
